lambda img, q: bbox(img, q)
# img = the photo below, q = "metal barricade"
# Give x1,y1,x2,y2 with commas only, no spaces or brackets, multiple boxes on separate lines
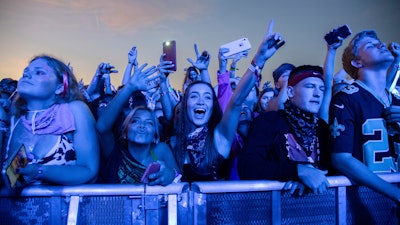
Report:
191,173,400,225
0,174,399,225
0,183,190,225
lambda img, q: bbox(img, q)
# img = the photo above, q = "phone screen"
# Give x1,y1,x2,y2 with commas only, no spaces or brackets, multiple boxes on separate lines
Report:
163,40,177,71
6,145,27,188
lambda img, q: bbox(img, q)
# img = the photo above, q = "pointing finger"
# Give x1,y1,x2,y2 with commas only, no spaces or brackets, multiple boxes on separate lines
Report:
267,19,274,36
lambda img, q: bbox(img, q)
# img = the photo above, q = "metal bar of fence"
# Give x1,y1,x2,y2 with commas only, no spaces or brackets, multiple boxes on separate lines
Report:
190,173,400,193
0,174,398,225
13,183,189,197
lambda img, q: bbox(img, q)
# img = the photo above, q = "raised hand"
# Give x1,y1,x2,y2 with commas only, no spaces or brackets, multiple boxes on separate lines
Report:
233,50,249,64
159,53,176,79
218,47,230,72
97,62,118,76
388,42,400,58
127,63,159,91
252,19,285,67
128,46,138,66
187,44,210,71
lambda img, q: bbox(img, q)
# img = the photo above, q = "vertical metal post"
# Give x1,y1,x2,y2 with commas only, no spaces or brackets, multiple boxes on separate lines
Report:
336,186,347,225
67,195,80,225
168,194,177,225
271,190,281,225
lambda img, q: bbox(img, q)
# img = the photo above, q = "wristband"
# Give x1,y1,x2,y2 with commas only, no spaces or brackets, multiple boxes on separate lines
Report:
173,168,182,183
230,66,236,72
251,60,264,70
248,62,262,76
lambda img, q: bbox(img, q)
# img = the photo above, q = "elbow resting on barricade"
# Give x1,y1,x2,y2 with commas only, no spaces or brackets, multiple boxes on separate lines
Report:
0,174,399,225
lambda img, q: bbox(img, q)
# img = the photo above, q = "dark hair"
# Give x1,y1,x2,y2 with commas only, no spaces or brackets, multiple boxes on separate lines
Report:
273,63,295,82
0,78,17,95
13,54,84,117
255,87,275,113
342,30,378,79
183,66,200,91
173,81,222,172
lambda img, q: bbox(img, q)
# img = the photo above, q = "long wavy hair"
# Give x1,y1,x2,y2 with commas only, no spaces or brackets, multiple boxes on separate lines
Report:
12,54,84,117
173,81,223,172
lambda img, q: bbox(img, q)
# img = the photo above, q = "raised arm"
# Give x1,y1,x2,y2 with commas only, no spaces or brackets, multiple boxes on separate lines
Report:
96,64,158,158
122,46,139,86
158,54,176,121
229,50,249,78
319,28,347,123
87,63,118,101
217,48,233,112
215,20,285,158
187,44,212,84
386,42,400,91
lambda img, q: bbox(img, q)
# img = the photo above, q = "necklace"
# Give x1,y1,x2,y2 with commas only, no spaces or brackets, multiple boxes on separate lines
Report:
356,80,392,108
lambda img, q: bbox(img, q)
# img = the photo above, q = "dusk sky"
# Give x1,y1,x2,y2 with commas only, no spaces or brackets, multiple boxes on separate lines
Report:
1,0,399,90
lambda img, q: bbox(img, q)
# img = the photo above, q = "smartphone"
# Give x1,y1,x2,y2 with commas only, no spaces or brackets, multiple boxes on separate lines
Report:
2,145,28,189
140,162,161,183
163,40,177,72
324,25,352,45
220,37,251,57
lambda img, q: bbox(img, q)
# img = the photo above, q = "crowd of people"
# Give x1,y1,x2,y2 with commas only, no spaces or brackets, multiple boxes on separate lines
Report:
0,21,399,209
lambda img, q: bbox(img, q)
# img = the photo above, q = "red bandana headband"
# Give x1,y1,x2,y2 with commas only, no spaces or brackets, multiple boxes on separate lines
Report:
288,71,324,87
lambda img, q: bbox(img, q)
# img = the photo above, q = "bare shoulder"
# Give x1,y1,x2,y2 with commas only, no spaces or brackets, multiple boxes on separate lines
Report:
153,142,173,157
67,100,92,115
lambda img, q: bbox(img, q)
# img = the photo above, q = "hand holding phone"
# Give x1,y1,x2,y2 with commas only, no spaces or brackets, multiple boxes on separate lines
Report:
2,145,28,189
163,40,177,72
324,25,352,45
141,162,161,183
220,38,252,57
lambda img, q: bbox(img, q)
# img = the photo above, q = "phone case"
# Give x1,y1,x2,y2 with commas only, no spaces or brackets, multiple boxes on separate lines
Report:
324,25,352,45
140,162,161,183
2,145,28,190
163,40,177,71
220,37,251,57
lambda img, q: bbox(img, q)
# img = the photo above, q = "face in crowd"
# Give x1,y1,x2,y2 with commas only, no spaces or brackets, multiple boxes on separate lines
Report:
288,76,325,114
186,82,214,127
122,107,160,145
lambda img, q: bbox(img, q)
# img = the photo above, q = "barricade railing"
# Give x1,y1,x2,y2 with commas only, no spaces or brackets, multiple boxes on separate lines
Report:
191,173,400,225
0,173,399,225
0,183,190,225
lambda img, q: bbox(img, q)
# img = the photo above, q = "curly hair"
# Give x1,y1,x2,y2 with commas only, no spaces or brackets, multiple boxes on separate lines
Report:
173,81,223,172
13,54,84,117
342,30,378,79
